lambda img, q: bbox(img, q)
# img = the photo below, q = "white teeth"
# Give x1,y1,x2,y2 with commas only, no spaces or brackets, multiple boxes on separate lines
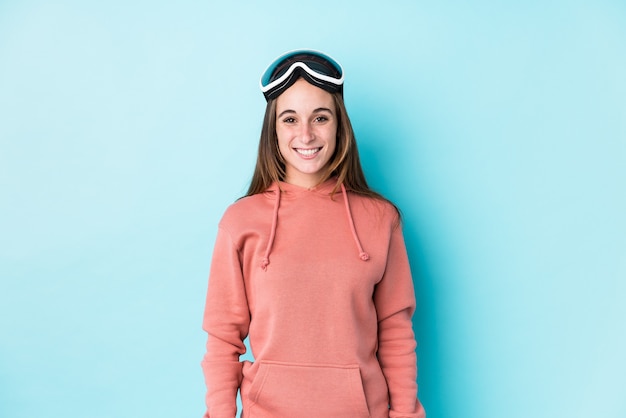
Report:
296,148,321,156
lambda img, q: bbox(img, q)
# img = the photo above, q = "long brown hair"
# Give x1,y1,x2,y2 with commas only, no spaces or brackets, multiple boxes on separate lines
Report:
245,89,399,216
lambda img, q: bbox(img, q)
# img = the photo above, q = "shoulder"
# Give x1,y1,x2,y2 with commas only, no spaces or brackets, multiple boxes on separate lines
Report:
218,192,276,231
347,192,400,229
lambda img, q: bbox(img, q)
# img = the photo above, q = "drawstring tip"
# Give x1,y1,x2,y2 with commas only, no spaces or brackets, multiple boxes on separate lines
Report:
261,258,269,271
359,252,370,261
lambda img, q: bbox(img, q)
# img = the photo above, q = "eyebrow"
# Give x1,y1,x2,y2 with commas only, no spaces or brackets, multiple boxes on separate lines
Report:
277,107,334,119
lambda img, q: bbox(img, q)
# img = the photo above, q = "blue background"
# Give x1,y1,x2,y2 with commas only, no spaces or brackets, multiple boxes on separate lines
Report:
1,1,625,417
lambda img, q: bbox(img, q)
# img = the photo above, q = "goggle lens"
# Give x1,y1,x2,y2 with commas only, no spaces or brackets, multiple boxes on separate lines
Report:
260,50,344,101
270,54,341,82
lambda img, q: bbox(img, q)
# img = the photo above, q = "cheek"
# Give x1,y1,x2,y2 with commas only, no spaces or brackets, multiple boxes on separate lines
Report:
327,126,338,152
275,128,289,148
276,130,297,161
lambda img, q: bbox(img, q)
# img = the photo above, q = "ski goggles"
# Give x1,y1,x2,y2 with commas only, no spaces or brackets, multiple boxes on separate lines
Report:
260,49,344,101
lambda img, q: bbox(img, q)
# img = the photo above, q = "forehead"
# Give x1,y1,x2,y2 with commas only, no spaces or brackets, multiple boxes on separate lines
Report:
275,78,335,112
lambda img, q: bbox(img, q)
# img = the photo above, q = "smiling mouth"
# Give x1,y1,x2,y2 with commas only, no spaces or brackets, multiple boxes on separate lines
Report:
295,147,322,156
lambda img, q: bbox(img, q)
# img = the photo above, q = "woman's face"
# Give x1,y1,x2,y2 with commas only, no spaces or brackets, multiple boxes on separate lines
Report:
275,78,337,188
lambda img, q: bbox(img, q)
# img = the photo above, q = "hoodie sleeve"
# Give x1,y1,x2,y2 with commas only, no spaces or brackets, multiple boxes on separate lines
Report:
201,224,250,418
374,220,426,418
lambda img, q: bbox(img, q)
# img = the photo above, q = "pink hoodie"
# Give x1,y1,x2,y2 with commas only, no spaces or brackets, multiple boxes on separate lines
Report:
201,179,426,418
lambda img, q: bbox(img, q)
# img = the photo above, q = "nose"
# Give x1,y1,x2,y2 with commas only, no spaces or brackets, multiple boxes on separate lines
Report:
300,122,314,144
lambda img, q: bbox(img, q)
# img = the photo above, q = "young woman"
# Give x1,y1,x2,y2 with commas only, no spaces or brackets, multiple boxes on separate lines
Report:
201,50,426,418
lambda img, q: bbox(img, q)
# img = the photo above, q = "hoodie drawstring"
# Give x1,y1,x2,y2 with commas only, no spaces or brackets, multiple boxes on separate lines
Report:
261,182,370,271
341,184,370,261
261,184,281,271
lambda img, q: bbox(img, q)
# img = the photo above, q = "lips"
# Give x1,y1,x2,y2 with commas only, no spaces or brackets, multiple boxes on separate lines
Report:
295,147,322,157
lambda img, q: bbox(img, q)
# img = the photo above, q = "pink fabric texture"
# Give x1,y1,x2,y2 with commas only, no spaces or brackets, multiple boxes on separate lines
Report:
201,179,425,418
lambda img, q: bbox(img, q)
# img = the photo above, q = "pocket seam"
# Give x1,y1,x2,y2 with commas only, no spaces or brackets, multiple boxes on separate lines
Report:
348,367,371,417
258,359,362,370
249,362,271,405
247,360,370,417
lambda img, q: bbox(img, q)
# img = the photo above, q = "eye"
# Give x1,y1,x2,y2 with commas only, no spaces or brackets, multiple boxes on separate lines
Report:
314,115,328,123
282,117,296,124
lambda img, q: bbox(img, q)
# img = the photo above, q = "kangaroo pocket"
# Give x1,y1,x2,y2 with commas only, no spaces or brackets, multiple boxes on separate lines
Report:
247,361,371,418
